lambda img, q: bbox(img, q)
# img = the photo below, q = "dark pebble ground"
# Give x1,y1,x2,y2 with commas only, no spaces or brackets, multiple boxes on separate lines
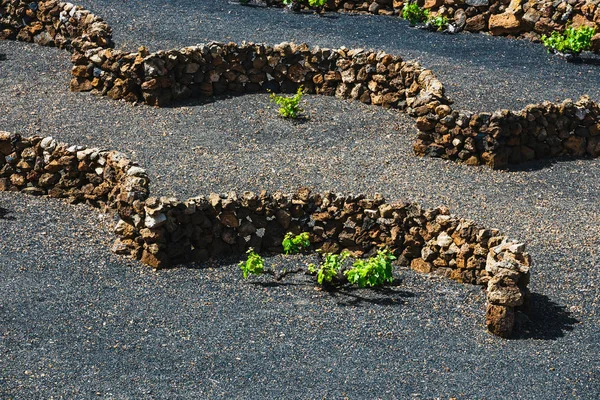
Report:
1,1,600,398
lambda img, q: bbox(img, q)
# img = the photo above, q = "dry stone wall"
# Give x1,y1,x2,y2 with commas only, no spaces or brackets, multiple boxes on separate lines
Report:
2,1,599,169
262,0,600,53
0,132,531,337
69,41,449,112
0,131,149,222
414,95,600,168
0,0,112,51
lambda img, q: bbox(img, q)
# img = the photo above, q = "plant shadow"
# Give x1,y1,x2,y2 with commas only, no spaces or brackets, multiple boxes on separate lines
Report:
513,292,579,340
0,206,15,220
325,280,415,307
0,53,6,61
248,280,305,288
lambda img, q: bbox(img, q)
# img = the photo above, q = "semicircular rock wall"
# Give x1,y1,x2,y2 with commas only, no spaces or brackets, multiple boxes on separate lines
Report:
415,95,600,167
69,41,448,113
0,131,531,338
262,0,600,53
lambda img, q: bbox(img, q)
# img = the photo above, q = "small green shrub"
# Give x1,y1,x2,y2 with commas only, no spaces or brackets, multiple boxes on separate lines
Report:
269,86,304,119
282,232,311,255
428,15,448,31
239,248,264,279
345,249,396,288
402,3,430,25
308,252,350,285
541,25,596,55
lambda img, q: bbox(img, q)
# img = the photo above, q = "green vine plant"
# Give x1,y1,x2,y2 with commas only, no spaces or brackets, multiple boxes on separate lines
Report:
239,244,397,289
238,248,303,281
427,15,449,32
269,86,305,119
345,249,396,287
308,251,351,286
282,232,311,254
282,0,326,13
401,3,430,26
238,248,264,279
541,25,596,57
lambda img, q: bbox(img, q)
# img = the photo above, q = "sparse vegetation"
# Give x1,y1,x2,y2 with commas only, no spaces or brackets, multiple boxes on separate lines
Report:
240,246,397,290
402,3,430,25
308,251,351,285
269,86,305,119
345,249,396,288
282,232,311,255
427,15,449,32
541,25,596,56
238,248,264,279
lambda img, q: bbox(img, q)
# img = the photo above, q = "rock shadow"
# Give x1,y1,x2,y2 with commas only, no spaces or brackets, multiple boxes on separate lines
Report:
569,54,600,66
0,206,15,220
502,156,589,172
513,292,579,340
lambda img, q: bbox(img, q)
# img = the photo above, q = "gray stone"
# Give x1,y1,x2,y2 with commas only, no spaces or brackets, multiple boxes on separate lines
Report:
465,0,489,6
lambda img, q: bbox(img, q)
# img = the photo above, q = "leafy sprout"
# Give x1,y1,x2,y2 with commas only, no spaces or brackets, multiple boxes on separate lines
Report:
541,25,596,55
428,15,448,31
308,251,350,285
345,249,396,288
282,232,311,255
402,3,430,25
238,248,264,279
269,86,305,119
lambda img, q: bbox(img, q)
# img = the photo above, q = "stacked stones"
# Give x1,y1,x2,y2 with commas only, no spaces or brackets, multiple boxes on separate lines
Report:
0,0,112,51
4,2,598,169
262,0,600,53
69,41,448,110
0,1,537,337
414,96,600,168
428,0,600,50
109,187,531,337
0,132,149,217
485,240,531,337
1,130,532,337
266,0,401,15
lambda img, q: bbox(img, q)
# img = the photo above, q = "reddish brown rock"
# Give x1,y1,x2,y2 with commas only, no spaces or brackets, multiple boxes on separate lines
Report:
70,78,93,92
564,135,586,156
465,15,487,32
591,33,600,53
486,304,515,338
411,258,433,273
140,250,170,269
489,13,524,35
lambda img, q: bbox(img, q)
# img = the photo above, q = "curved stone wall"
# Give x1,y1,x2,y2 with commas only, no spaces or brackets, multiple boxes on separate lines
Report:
414,95,600,167
69,41,448,112
262,0,600,53
0,131,531,337
0,131,148,218
0,0,112,51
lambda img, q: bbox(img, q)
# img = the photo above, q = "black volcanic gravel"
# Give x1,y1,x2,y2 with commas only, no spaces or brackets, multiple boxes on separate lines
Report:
1,1,600,398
